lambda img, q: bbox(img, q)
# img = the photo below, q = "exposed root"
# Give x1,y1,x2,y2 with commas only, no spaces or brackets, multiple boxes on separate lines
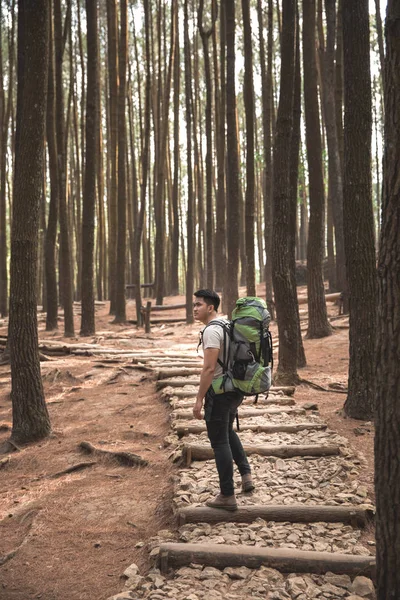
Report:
30,461,97,482
299,377,347,394
79,440,148,467
0,439,21,455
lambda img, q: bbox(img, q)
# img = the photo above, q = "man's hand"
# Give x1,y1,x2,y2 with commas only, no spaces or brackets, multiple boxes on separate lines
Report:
193,397,203,420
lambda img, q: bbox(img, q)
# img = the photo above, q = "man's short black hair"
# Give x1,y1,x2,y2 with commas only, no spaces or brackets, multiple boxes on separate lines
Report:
194,289,220,312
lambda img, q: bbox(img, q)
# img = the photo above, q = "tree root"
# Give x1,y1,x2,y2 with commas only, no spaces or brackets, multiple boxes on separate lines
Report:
0,439,21,455
79,440,148,467
0,509,38,566
299,377,347,394
30,461,97,482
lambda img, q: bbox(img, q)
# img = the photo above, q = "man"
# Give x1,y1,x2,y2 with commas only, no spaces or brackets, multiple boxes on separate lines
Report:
193,289,254,511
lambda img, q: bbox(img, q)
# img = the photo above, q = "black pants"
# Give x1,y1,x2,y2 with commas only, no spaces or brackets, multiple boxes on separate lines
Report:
204,389,251,496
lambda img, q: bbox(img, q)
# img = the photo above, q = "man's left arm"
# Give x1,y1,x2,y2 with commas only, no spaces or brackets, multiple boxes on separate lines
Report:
193,347,219,419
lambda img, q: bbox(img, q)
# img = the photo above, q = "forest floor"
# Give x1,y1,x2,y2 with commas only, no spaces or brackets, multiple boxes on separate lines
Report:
0,284,375,600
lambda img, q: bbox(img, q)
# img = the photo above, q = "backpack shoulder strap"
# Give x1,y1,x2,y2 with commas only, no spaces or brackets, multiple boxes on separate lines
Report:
197,319,231,372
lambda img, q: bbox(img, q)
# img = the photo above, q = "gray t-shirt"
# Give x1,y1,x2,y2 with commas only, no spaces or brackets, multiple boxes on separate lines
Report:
201,319,230,380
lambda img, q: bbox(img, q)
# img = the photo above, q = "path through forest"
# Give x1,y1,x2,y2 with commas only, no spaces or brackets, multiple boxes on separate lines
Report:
0,288,375,600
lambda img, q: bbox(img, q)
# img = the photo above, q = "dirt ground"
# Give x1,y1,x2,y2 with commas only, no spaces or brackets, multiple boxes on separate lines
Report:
0,286,375,600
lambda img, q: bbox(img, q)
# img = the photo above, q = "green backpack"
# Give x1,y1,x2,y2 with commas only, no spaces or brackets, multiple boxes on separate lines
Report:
205,297,273,398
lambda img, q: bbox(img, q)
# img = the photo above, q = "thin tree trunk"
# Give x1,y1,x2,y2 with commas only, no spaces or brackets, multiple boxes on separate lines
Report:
198,0,216,290
184,0,194,323
242,0,256,297
342,0,377,420
54,0,74,336
114,0,128,322
80,0,98,335
45,1,58,330
106,0,118,314
258,0,274,319
272,0,299,385
224,0,240,316
303,0,332,339
170,2,180,296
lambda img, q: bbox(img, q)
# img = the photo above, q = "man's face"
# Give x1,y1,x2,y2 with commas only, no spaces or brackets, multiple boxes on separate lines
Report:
193,297,213,324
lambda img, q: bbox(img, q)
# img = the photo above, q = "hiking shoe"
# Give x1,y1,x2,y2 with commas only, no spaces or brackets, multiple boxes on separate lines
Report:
206,494,238,511
241,473,255,493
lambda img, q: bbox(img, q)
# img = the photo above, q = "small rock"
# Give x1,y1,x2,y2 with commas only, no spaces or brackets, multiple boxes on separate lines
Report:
106,593,134,600
135,541,145,548
123,564,140,579
302,402,318,410
324,573,351,589
351,576,376,598
223,566,251,580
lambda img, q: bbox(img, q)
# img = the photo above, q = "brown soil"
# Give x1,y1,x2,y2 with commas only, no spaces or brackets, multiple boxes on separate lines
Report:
0,287,375,600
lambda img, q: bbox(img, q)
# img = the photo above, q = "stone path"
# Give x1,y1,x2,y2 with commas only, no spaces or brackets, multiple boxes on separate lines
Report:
106,348,376,600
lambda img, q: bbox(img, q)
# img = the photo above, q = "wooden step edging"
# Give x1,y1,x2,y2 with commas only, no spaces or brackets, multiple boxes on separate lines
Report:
162,388,295,399
157,379,296,395
177,504,373,528
183,443,340,464
158,542,375,577
173,421,327,437
169,397,296,410
173,407,306,421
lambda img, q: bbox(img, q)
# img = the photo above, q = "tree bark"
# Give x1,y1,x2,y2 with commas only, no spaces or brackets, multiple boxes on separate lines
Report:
198,0,216,290
272,0,299,385
342,0,377,420
258,0,274,319
302,0,332,339
114,0,128,323
106,0,118,314
242,0,256,297
170,2,180,296
54,0,74,336
45,1,58,331
10,0,51,445
375,5,400,596
184,0,194,324
80,0,98,335
224,0,239,317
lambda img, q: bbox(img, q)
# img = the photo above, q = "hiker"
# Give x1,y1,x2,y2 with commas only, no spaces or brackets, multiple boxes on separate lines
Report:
193,289,254,511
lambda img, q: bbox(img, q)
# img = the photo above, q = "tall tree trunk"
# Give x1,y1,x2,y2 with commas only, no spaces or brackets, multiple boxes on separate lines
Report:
224,0,239,316
170,2,180,296
302,0,332,339
289,9,306,368
80,0,98,335
54,0,74,336
106,0,118,314
155,0,176,306
342,0,377,420
213,2,226,294
9,0,51,446
184,0,194,323
0,0,15,318
198,0,216,290
272,0,299,385
242,0,256,297
133,0,151,326
257,0,274,319
45,1,58,330
375,4,400,595
323,0,347,296
114,0,128,322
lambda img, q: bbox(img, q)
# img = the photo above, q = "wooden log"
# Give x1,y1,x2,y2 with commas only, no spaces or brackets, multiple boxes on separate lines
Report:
297,292,342,306
157,379,296,395
158,542,375,577
141,303,187,312
157,368,202,379
125,282,154,289
177,504,373,528
173,422,327,437
162,388,294,399
183,443,340,463
168,396,296,409
129,317,187,326
172,407,306,420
